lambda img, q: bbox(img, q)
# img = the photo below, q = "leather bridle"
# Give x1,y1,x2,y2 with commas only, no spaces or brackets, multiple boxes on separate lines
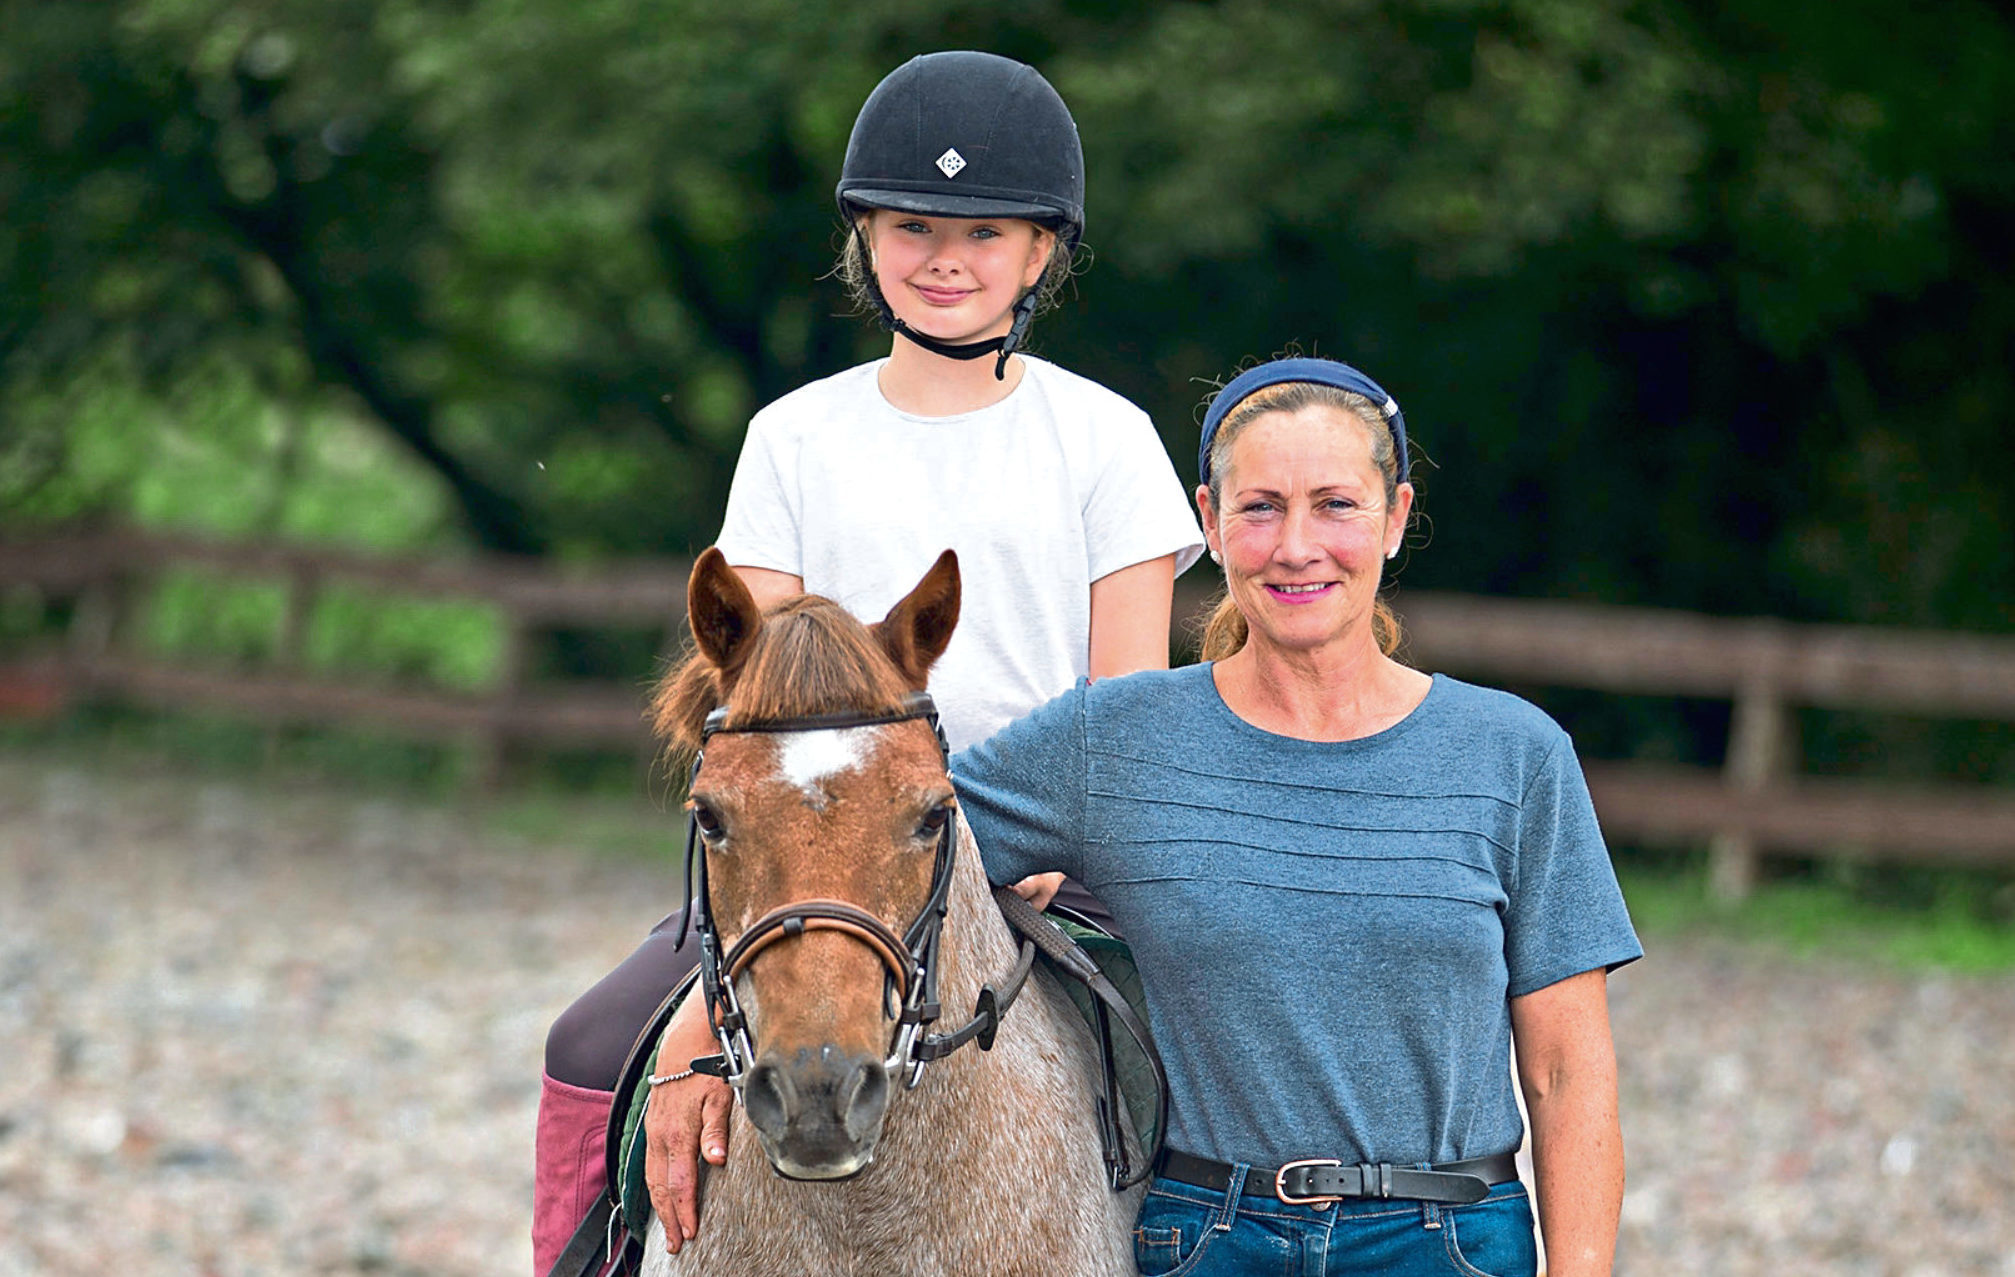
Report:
677,691,1037,1095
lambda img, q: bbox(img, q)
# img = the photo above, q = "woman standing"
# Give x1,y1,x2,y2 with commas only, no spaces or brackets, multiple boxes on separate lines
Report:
951,356,1641,1276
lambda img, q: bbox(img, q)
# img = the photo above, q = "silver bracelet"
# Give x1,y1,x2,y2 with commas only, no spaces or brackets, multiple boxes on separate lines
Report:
647,1068,696,1087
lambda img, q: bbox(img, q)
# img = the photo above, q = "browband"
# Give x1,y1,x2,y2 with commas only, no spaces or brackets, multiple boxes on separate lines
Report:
701,691,943,745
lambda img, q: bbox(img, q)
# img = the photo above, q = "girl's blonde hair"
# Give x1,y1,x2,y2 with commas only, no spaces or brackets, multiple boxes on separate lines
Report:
1196,380,1409,662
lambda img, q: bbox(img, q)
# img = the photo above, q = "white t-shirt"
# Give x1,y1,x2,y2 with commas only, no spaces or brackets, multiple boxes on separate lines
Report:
714,356,1205,751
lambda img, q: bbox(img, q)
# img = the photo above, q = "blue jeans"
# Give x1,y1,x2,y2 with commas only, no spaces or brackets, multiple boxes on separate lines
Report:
1132,1171,1538,1277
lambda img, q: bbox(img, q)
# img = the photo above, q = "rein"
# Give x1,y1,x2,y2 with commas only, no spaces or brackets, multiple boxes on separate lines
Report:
678,691,1038,1098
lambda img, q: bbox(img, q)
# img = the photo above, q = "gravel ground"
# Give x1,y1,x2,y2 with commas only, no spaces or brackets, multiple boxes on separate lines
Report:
2,756,2011,1276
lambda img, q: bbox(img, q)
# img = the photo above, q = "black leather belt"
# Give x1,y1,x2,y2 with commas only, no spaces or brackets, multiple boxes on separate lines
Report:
1156,1147,1519,1207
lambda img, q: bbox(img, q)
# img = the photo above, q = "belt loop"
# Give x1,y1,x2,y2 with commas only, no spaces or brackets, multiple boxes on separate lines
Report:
1213,1164,1249,1233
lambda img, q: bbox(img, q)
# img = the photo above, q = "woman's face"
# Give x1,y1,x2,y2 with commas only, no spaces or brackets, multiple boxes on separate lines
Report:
863,210,1053,345
1198,404,1412,660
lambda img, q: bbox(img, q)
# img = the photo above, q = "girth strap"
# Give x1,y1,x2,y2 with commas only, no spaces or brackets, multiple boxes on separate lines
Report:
545,1188,638,1277
993,886,1169,1189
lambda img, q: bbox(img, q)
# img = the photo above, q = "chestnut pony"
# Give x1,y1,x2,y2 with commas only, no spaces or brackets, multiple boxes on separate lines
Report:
638,548,1140,1275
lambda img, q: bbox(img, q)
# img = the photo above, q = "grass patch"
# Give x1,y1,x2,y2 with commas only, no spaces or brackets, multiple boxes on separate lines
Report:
478,788,678,866
1618,855,2015,973
0,705,480,798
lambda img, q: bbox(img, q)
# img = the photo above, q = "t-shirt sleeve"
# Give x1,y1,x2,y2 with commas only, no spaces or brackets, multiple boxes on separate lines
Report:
711,412,802,576
948,683,1089,886
1503,732,1643,998
1082,405,1206,582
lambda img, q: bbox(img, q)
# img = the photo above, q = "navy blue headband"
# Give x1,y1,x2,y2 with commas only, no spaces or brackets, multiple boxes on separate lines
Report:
1197,357,1410,487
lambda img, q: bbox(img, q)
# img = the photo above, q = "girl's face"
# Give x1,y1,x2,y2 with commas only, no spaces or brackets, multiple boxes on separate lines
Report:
1198,405,1412,660
863,211,1054,345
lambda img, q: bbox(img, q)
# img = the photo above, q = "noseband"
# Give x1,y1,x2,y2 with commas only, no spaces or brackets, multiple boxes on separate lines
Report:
679,692,1036,1095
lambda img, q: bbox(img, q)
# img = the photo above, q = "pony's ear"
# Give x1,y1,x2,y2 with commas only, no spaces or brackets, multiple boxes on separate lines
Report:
687,548,763,688
875,550,961,691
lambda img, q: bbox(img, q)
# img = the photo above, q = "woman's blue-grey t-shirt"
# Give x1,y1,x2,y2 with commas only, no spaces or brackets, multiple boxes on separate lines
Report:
951,664,1641,1170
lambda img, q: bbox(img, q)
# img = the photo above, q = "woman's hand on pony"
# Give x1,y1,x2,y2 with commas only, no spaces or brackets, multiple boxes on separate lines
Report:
643,994,733,1254
1011,872,1065,910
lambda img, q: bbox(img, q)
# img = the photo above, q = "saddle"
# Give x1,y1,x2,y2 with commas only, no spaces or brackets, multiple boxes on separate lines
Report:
546,889,1166,1277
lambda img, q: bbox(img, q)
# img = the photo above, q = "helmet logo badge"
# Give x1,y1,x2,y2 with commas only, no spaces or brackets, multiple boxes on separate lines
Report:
934,148,967,179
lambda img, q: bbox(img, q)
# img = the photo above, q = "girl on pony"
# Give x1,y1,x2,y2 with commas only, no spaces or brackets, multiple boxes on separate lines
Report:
533,50,1202,1274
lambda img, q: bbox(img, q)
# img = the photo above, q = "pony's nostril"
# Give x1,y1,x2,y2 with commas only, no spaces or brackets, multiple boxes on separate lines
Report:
744,1058,794,1138
839,1057,890,1141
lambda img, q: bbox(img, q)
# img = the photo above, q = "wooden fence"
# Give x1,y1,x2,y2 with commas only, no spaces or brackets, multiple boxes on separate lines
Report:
1387,592,2015,897
4,531,2013,896
0,532,686,777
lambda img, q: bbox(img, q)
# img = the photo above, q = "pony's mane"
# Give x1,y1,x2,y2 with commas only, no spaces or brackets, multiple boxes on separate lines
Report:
652,594,913,761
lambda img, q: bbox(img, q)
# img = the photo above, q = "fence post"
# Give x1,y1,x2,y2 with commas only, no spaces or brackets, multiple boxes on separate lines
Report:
67,578,128,664
65,560,136,708
261,561,320,766
472,605,530,788
275,561,318,670
1708,677,1791,902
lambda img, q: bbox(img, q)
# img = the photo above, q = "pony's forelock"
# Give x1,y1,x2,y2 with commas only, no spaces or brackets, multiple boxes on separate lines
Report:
651,594,913,764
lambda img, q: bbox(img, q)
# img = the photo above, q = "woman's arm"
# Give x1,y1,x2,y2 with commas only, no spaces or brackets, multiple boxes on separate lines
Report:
1509,967,1624,1277
1087,554,1177,678
1001,555,1174,909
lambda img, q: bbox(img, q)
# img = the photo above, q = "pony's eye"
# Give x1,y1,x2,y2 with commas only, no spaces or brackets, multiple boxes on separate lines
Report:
691,802,725,842
915,803,952,840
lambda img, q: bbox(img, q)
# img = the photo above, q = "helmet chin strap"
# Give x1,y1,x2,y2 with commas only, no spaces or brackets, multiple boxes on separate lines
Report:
888,292,1038,380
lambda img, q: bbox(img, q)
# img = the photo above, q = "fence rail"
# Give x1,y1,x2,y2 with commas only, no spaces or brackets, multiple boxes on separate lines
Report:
6,532,2014,894
1383,591,2015,894
0,532,686,780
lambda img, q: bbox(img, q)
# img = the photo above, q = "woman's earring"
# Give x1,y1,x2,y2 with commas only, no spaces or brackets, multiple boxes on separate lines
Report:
1209,548,1223,565
1385,546,1398,561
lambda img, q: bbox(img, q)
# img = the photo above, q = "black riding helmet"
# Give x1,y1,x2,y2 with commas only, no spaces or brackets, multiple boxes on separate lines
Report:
837,51,1085,378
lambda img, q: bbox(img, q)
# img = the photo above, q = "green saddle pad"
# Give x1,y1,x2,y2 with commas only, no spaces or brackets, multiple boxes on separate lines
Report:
1050,918,1160,1161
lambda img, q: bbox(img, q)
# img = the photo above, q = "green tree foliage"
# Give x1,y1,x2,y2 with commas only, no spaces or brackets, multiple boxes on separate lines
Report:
4,0,2010,638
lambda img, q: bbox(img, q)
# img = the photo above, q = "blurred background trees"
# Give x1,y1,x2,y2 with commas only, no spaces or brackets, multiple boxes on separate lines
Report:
4,0,2010,682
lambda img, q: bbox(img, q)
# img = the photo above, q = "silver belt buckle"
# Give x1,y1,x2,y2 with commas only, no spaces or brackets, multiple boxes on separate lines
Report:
1274,1157,1344,1207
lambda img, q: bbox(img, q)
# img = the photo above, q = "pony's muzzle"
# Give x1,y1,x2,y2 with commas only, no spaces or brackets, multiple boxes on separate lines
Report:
744,1047,891,1179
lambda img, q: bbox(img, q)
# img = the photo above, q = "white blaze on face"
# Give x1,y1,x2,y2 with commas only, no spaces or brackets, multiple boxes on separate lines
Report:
773,727,877,802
